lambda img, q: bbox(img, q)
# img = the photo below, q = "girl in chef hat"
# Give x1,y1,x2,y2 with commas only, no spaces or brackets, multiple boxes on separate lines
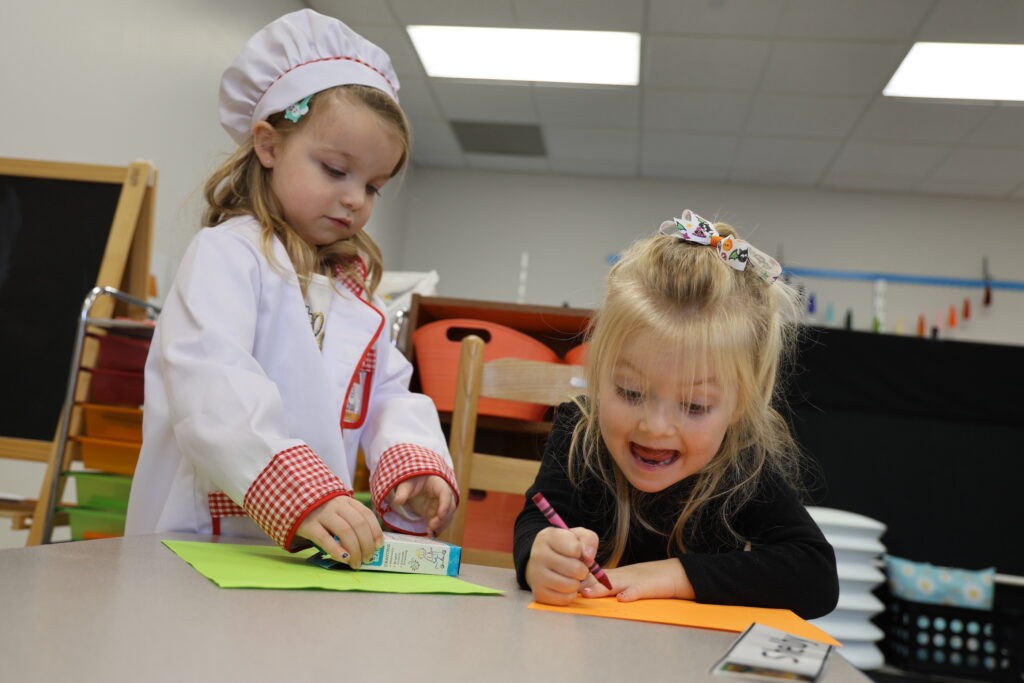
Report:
127,10,458,569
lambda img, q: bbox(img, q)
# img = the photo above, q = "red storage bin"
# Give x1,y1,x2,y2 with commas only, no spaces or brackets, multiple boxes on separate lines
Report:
72,435,141,475
88,332,151,372
81,403,143,441
564,343,588,366
412,318,559,421
85,367,144,406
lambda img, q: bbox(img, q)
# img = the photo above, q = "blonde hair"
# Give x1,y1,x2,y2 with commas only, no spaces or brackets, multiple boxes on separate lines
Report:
570,222,802,567
202,84,410,296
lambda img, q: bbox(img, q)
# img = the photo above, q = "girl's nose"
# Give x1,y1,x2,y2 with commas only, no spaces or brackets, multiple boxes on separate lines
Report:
639,401,673,436
340,183,365,211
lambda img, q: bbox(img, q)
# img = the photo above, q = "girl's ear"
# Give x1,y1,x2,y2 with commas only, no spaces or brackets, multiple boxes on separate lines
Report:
252,121,279,169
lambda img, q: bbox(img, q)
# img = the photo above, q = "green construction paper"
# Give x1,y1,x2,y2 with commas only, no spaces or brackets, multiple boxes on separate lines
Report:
162,540,502,595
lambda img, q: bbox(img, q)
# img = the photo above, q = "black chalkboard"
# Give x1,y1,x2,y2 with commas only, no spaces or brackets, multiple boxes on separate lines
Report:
0,158,153,454
0,175,122,440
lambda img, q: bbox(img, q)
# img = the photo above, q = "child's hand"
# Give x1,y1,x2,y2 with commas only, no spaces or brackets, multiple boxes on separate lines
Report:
580,558,694,602
525,526,600,605
296,496,384,569
389,474,455,535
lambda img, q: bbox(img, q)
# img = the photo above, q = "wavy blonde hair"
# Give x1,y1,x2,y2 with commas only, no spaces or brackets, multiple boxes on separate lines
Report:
569,223,803,567
202,84,410,296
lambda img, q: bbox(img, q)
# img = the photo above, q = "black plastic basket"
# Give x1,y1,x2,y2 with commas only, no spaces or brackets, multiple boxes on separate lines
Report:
880,592,1023,681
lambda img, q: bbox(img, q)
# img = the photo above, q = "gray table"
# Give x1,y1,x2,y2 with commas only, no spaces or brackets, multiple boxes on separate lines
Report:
1,533,869,683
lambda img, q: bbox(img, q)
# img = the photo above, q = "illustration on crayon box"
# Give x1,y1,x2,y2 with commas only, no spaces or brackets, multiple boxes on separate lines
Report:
308,531,462,577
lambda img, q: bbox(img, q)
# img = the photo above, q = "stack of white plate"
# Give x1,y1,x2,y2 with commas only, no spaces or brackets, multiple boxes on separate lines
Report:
807,506,887,670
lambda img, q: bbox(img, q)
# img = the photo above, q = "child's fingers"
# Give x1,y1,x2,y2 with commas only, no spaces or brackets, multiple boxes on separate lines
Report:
428,487,453,533
391,477,424,507
570,527,600,564
538,527,583,558
533,568,585,605
327,504,378,567
391,480,412,507
580,574,616,598
313,528,351,564
533,585,581,606
341,510,380,565
355,502,385,549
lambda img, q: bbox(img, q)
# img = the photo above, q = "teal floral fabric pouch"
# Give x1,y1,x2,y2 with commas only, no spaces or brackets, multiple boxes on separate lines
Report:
884,554,995,610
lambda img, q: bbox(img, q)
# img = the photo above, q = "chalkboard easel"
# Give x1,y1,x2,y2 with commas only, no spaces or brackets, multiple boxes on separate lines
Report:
0,157,155,527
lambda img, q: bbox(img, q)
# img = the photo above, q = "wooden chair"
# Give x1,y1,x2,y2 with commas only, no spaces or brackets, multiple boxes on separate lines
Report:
439,335,586,568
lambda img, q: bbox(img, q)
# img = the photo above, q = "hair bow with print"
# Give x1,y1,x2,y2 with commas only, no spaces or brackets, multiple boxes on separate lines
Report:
658,210,782,284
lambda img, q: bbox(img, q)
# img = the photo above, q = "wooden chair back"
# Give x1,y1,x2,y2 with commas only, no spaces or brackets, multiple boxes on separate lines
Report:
439,335,586,568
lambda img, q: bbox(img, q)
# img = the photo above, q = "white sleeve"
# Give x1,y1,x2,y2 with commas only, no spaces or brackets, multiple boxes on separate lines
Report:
158,229,305,502
361,329,458,532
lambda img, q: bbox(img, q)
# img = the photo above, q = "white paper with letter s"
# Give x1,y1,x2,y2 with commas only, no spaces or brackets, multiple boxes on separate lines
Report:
711,622,833,682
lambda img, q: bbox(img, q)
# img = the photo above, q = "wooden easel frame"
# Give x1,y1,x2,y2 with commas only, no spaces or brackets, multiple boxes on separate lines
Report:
0,157,156,540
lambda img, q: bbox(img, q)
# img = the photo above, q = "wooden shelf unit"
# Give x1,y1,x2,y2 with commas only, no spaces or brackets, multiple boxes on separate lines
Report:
403,296,594,555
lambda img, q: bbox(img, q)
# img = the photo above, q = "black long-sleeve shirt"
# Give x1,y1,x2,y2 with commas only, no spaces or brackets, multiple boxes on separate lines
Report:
513,402,839,619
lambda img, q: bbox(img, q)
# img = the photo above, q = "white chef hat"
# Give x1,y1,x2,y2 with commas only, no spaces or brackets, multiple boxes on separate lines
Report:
219,9,400,144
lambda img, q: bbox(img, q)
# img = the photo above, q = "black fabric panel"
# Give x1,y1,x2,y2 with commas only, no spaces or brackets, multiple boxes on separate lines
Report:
786,327,1024,578
789,327,1020,427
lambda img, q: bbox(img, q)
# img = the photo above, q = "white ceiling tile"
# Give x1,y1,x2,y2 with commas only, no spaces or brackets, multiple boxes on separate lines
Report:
745,94,867,137
733,137,840,172
388,0,517,27
777,0,933,41
432,81,538,122
641,163,731,183
408,119,462,156
513,0,644,31
311,0,395,24
647,0,786,36
543,126,638,163
353,25,425,78
914,177,1019,198
762,42,907,96
821,172,919,193
963,107,1024,147
730,168,821,186
396,78,443,119
854,99,994,144
830,141,949,176
918,0,1024,43
291,0,1024,198
466,153,551,171
645,36,772,90
641,131,740,167
550,158,637,177
534,85,640,128
643,90,750,134
412,154,466,169
925,147,1024,184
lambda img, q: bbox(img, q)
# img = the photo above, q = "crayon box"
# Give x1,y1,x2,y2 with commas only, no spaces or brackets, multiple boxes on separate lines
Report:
308,531,462,577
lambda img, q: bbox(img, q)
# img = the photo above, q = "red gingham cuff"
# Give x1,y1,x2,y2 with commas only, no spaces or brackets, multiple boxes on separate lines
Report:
370,444,459,531
243,444,352,551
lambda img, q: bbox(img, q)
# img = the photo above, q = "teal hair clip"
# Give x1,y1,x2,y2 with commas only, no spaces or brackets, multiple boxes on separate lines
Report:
283,95,313,123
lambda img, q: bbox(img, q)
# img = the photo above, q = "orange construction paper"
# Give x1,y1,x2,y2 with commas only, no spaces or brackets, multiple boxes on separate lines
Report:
528,597,841,647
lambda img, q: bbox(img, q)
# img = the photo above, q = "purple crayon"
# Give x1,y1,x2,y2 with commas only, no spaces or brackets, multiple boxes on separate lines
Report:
531,492,613,591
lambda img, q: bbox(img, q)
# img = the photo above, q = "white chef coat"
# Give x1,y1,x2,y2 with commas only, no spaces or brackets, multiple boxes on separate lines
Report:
125,216,456,547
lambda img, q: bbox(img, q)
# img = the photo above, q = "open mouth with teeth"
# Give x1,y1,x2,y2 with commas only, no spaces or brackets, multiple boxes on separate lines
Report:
630,443,680,469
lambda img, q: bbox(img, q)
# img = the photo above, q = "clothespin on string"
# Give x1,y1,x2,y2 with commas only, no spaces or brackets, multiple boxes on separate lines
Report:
983,256,992,307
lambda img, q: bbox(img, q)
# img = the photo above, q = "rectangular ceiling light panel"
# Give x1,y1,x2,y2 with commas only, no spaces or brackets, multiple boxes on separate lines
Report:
884,42,1024,102
407,25,640,86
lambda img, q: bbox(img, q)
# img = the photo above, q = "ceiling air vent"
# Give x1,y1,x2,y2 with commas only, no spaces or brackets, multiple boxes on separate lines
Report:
450,121,546,156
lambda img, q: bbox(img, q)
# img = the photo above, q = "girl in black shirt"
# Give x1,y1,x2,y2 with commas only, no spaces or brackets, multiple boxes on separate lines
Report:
513,210,838,619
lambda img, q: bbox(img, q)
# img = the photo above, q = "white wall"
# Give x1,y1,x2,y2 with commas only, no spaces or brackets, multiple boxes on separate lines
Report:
2,1,1022,550
0,0,312,549
399,168,1024,346
0,0,415,550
